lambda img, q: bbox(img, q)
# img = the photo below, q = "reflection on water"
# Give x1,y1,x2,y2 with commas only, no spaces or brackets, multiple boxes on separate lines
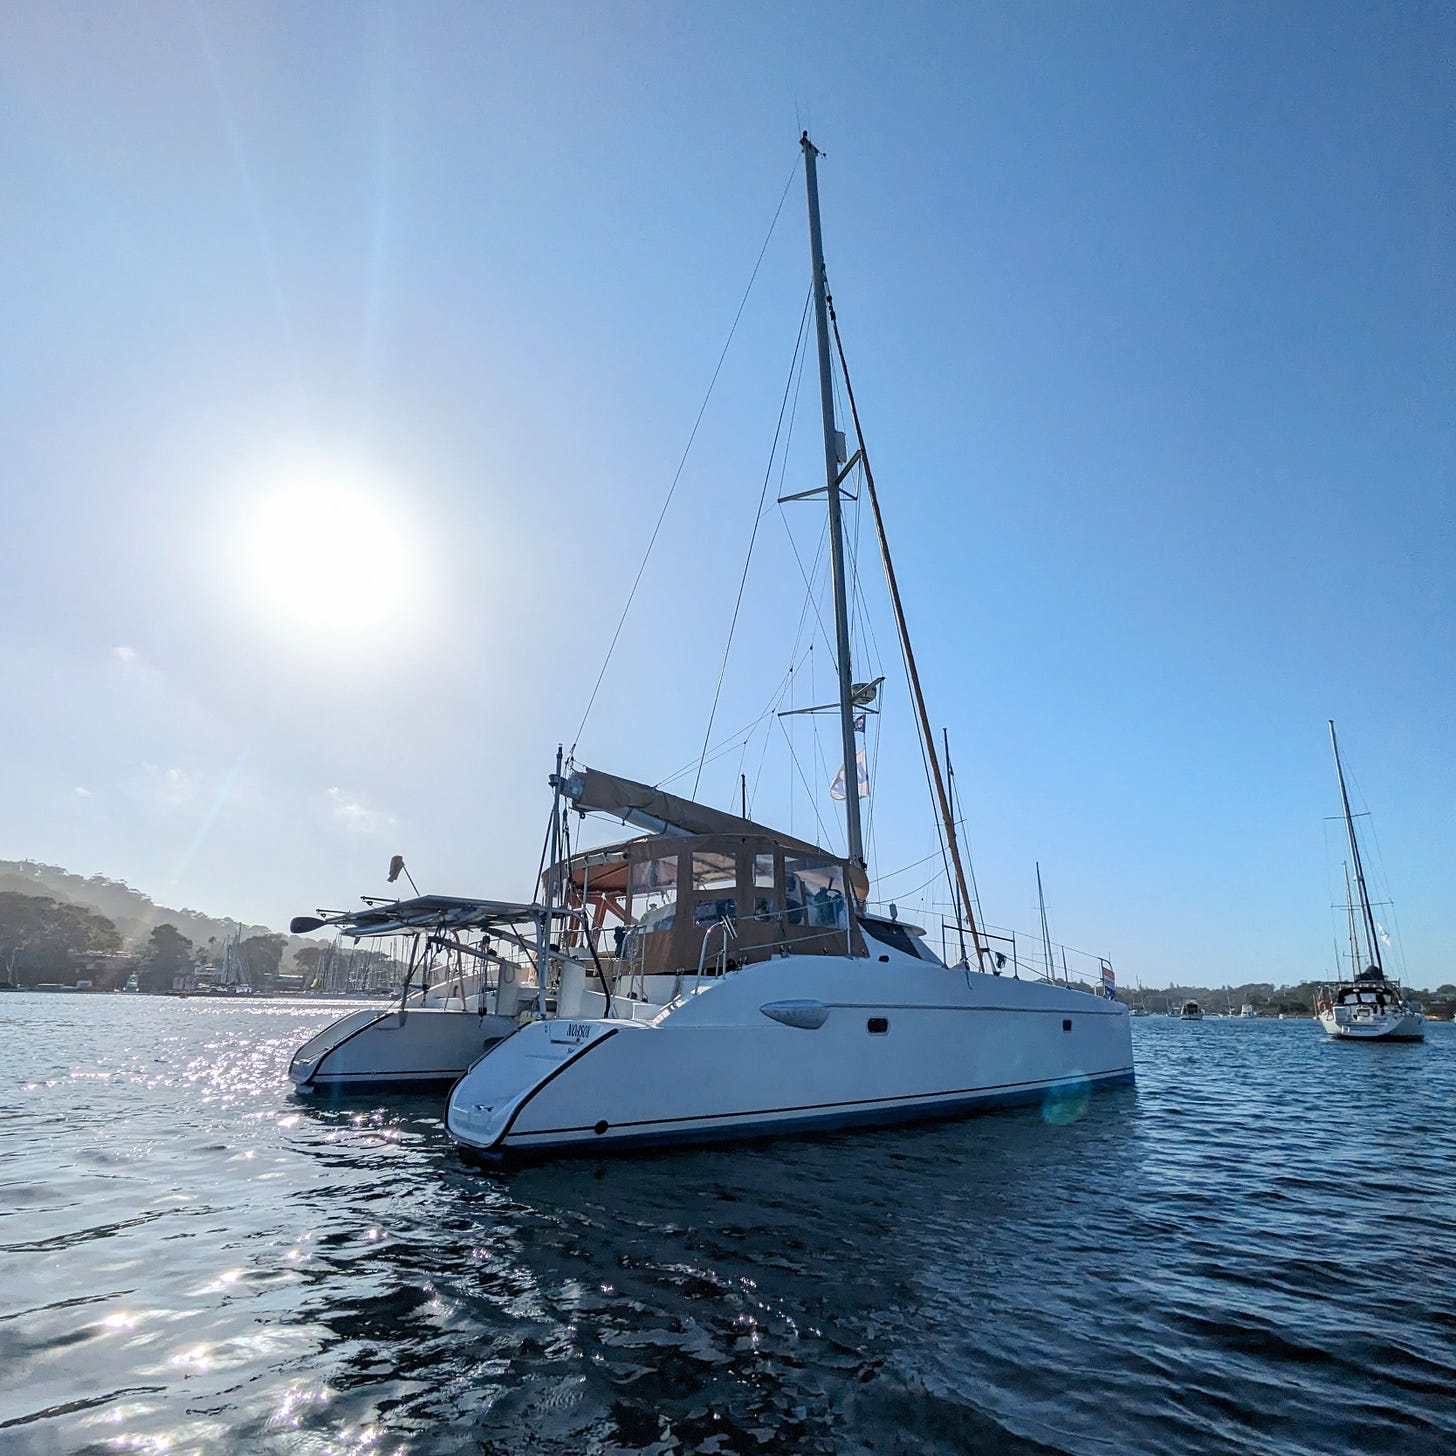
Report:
1,996,1453,1454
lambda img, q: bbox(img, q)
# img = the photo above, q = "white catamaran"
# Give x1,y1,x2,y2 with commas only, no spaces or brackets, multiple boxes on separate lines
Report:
287,897,554,1094
1316,722,1423,1043
443,135,1134,1160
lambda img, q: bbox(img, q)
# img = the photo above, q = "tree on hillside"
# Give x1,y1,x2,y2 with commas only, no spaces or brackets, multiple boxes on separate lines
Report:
0,892,121,984
140,923,194,992
293,943,327,980
240,933,287,991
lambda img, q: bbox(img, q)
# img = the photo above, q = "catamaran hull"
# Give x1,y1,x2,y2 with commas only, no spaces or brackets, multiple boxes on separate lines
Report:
447,959,1134,1159
1318,1009,1424,1042
290,1006,517,1095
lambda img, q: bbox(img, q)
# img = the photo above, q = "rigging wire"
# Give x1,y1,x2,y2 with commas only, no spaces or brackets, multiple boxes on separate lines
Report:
748,647,814,816
775,301,834,665
865,717,884,862
775,715,835,847
942,726,986,925
655,655,800,791
529,790,558,906
870,821,974,886
868,863,950,906
842,457,891,852
571,157,800,751
691,289,814,797
775,342,835,661
1344,761,1408,978
658,714,767,791
783,524,831,672
726,649,811,814
827,294,975,949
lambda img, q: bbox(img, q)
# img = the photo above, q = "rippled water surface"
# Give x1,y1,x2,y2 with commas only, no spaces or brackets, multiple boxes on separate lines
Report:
2,996,1453,1455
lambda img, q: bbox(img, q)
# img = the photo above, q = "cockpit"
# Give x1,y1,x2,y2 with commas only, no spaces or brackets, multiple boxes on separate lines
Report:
551,830,868,979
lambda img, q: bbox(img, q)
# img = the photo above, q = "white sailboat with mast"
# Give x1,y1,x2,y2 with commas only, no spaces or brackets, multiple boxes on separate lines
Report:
1316,722,1423,1042
445,135,1133,1160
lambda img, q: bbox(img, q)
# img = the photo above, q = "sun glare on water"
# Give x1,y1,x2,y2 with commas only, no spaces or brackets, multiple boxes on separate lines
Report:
231,464,427,649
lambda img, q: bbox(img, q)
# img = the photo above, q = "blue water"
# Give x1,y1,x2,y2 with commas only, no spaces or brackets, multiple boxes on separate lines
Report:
2,996,1452,1455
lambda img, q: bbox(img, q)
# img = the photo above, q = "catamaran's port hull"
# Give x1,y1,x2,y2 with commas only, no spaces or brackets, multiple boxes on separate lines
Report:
290,1006,516,1095
447,960,1135,1161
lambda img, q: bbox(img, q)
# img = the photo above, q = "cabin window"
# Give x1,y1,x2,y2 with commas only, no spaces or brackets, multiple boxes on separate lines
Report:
630,854,678,931
691,851,737,891
631,854,677,896
753,854,775,888
694,896,737,929
783,855,847,929
867,1017,889,1034
863,919,921,959
752,896,774,925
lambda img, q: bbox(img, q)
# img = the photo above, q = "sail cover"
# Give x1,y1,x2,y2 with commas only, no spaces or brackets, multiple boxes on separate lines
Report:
563,766,826,855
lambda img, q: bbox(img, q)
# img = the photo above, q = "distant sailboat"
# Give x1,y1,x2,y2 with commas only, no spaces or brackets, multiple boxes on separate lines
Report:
1315,723,1423,1043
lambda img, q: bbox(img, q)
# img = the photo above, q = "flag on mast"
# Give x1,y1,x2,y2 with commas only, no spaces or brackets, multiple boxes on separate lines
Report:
830,714,870,802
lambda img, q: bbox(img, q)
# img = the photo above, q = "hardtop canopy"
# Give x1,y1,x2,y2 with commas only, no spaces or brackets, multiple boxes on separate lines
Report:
557,765,868,901
291,895,548,940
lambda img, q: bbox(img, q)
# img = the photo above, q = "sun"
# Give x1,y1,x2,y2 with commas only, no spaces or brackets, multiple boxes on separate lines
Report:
231,461,426,648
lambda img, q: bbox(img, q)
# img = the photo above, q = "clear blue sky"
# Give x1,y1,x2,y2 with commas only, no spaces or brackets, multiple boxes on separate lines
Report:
2,2,1450,987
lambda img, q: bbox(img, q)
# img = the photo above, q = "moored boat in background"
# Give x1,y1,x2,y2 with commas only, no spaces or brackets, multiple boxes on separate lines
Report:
1316,723,1423,1043
287,896,555,1094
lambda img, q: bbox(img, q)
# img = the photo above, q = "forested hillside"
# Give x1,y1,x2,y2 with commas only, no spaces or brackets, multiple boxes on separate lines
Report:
0,860,288,952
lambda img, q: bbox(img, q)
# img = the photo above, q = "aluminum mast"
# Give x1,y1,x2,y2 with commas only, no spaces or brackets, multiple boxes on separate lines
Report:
802,132,864,870
1329,720,1382,975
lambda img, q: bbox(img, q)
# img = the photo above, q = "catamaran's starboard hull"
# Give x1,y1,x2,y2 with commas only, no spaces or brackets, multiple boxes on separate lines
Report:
290,1006,516,1095
453,1065,1137,1161
446,957,1134,1160
1318,1009,1424,1042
